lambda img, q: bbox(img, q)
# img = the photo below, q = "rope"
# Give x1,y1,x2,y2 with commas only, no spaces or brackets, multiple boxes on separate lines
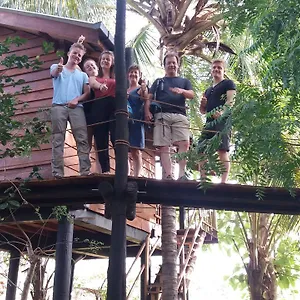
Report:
115,139,130,147
1,86,236,176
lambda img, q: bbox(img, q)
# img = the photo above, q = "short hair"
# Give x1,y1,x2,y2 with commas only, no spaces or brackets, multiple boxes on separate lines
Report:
163,52,180,66
212,59,226,69
83,58,96,67
69,42,86,53
128,64,141,74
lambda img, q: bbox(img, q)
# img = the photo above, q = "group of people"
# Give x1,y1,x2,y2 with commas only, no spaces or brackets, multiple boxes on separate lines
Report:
50,37,236,183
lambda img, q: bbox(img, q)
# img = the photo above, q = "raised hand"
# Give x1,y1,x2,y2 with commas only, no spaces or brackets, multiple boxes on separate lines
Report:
77,35,85,44
99,83,108,91
200,94,207,107
57,57,64,73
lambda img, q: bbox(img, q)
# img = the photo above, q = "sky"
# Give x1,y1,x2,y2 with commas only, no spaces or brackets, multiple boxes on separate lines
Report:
71,245,245,300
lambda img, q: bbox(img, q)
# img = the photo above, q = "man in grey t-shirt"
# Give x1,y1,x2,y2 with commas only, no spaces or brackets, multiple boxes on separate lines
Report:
146,53,194,180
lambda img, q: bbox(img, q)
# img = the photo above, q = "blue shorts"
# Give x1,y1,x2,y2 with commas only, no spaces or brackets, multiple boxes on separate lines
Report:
129,120,145,149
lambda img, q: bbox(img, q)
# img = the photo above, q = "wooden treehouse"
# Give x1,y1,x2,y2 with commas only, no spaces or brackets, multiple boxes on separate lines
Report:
0,8,218,300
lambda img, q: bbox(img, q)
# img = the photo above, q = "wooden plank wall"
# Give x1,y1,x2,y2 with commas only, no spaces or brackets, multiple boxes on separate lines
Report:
0,25,156,180
0,27,56,181
0,26,160,231
89,203,161,234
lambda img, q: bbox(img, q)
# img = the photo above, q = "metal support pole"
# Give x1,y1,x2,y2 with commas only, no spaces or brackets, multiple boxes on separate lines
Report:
125,47,134,71
5,250,20,300
107,0,128,299
179,206,185,229
53,215,74,300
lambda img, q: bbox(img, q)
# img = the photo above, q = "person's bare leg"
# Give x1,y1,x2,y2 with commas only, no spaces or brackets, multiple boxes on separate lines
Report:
92,136,101,173
131,148,142,177
159,146,172,178
174,140,189,178
128,156,131,176
218,150,230,183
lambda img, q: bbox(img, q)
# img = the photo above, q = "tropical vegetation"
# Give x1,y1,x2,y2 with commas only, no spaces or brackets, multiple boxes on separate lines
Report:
1,0,300,299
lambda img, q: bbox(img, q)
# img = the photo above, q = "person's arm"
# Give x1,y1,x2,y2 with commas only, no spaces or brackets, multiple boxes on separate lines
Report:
212,89,236,119
89,76,108,92
68,84,90,108
138,82,149,100
225,90,236,108
50,58,64,78
144,92,153,122
199,93,207,114
169,87,194,99
144,79,159,122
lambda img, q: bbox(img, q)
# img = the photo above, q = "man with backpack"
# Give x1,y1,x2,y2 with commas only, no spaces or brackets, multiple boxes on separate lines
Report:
146,52,194,180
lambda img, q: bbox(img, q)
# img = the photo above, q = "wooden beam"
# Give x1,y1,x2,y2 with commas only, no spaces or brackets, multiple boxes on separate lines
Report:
71,209,148,243
1,176,300,215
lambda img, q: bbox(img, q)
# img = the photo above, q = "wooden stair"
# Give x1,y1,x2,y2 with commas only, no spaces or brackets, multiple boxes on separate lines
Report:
148,210,208,300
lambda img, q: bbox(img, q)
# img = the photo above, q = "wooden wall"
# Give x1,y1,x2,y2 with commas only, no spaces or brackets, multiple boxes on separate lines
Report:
89,203,161,234
0,25,156,181
0,27,56,181
0,25,160,233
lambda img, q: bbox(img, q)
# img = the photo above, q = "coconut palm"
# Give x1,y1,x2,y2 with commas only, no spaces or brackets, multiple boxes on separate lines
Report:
0,2,234,299
127,0,235,59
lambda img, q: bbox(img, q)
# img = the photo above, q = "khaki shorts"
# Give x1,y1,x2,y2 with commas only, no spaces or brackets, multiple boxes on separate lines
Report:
153,112,190,146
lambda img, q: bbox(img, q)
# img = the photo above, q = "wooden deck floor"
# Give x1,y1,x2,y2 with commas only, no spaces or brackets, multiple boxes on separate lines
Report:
0,174,300,214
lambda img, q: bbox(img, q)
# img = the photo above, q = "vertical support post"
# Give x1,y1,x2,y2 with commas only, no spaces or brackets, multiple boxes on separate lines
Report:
5,250,20,300
107,0,128,300
53,215,74,300
125,47,134,71
141,236,150,300
179,207,185,229
69,258,75,300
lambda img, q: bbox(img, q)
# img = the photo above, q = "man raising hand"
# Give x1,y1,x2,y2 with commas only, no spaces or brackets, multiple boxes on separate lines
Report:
50,39,91,179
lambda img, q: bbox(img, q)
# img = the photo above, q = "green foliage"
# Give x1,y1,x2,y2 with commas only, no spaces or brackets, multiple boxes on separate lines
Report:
274,238,300,290
0,37,50,159
42,41,54,54
186,0,300,189
52,206,73,222
0,166,43,210
218,211,300,297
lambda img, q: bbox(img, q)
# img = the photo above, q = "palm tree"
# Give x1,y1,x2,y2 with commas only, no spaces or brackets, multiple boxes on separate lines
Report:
0,2,233,299
125,3,232,299
127,0,235,58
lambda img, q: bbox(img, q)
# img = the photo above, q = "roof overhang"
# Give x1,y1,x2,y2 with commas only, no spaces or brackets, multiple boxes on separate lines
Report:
0,7,114,51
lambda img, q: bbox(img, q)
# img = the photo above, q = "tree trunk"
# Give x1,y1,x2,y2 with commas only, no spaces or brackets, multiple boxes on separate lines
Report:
21,255,38,300
31,258,42,300
247,213,277,300
161,205,178,300
248,259,277,300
